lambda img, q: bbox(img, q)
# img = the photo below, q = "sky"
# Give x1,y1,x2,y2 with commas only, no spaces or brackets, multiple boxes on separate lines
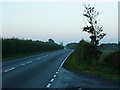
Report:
1,1,118,45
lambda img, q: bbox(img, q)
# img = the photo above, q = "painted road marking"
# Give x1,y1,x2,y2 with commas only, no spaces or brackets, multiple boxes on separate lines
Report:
21,63,26,66
53,75,57,78
60,51,73,67
50,79,54,82
58,67,61,69
38,57,41,59
45,55,48,57
27,61,32,64
43,55,49,57
78,88,82,90
56,72,58,74
46,50,74,88
46,83,51,88
4,67,16,73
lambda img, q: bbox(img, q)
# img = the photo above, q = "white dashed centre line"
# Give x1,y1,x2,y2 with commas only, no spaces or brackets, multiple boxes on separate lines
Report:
46,83,51,88
56,72,58,74
38,57,41,59
4,67,16,73
21,63,26,66
43,55,49,57
46,51,74,88
27,61,32,64
53,75,57,78
50,79,54,82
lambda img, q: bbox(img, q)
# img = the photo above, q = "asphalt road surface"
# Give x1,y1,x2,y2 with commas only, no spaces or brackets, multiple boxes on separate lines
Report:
51,67,119,88
2,49,73,88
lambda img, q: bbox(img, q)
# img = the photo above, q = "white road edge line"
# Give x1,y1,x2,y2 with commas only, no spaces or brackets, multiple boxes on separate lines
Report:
4,67,16,73
60,51,73,67
46,83,51,88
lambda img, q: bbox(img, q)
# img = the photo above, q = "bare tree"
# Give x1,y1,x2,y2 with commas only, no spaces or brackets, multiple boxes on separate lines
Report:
83,4,106,46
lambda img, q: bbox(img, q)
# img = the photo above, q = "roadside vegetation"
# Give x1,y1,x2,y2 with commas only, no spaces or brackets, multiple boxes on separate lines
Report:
64,40,120,80
2,38,64,61
66,43,77,49
64,4,119,80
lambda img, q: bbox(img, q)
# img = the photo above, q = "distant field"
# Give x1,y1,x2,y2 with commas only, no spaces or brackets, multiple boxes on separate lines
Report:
100,44,119,50
64,49,120,80
99,50,117,62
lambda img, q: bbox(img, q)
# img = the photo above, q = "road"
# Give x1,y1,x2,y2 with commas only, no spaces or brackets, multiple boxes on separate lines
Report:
51,67,119,88
2,49,73,88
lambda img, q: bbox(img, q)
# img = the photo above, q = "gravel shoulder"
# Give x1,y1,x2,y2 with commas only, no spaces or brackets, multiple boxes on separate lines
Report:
51,67,119,88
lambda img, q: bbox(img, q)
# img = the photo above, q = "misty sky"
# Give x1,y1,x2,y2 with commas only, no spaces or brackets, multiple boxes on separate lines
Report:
1,2,118,45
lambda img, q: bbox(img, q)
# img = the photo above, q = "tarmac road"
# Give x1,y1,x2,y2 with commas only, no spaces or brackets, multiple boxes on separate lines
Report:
2,49,73,88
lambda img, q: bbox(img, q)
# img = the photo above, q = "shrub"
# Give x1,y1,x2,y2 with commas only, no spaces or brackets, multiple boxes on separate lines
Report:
103,51,120,69
75,40,101,64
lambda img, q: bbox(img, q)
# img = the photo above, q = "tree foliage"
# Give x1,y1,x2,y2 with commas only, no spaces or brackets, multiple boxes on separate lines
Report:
75,40,101,64
66,43,77,49
48,39,55,43
83,4,106,46
2,38,64,57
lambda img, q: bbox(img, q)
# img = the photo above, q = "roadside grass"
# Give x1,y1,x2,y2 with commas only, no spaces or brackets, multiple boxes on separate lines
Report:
99,50,117,62
2,50,56,62
64,50,120,80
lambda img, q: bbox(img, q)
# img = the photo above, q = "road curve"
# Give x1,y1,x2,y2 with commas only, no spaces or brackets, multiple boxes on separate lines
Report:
2,49,73,88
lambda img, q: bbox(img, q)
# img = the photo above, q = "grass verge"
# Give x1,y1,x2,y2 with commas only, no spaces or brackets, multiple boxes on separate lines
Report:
64,50,120,80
